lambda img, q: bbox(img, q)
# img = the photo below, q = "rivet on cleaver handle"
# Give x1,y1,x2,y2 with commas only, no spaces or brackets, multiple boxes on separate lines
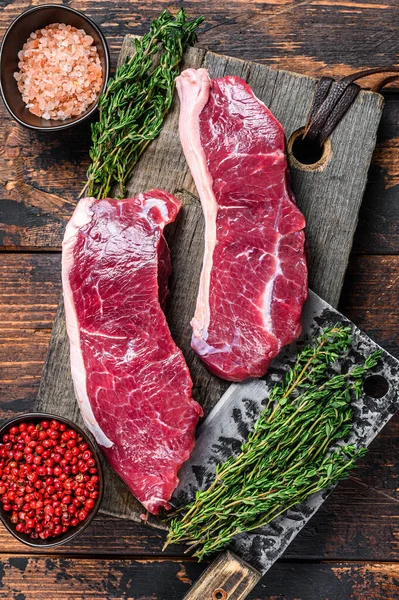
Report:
174,289,399,591
183,550,261,600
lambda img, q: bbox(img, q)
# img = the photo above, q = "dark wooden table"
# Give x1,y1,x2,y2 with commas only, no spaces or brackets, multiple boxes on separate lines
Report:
0,1,398,598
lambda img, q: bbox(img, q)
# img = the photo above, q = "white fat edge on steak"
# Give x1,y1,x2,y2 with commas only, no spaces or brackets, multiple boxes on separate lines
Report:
176,68,216,342
62,197,114,449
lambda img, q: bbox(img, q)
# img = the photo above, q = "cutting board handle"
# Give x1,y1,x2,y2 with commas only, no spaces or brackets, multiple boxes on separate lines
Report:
183,550,261,600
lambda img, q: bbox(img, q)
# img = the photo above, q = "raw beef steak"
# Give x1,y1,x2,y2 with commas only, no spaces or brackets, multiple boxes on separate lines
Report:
62,190,202,514
177,69,308,382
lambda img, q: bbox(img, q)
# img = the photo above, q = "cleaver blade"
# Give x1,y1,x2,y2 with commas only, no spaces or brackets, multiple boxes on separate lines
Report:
173,290,399,598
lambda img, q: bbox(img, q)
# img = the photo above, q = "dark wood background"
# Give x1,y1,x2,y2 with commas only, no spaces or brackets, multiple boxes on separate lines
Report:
0,1,398,598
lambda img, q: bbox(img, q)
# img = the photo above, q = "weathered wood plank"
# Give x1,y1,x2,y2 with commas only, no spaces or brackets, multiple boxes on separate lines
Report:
339,254,399,358
2,101,398,255
0,109,91,240
0,556,398,600
0,253,61,418
353,94,399,255
0,514,184,556
2,0,398,80
0,181,75,251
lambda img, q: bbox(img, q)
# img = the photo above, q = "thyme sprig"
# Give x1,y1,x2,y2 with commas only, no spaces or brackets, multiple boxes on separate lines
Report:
82,9,204,199
165,326,381,560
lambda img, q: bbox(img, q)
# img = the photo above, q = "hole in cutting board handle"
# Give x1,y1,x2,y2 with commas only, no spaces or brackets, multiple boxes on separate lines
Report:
363,374,389,398
288,127,332,171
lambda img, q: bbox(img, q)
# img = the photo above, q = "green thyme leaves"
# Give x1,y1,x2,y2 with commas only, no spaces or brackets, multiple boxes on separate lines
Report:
83,9,203,199
165,326,381,560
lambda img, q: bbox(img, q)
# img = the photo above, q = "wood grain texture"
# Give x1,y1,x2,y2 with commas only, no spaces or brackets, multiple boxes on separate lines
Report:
0,113,91,249
353,95,399,255
0,556,398,600
0,253,61,418
183,551,261,600
339,254,399,357
0,181,75,251
2,0,398,80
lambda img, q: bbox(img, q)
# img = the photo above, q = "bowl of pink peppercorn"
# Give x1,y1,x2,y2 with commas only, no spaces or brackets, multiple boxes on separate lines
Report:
0,412,103,547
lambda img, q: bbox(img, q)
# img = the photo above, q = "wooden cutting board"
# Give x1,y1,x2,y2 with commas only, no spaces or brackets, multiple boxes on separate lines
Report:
35,37,384,526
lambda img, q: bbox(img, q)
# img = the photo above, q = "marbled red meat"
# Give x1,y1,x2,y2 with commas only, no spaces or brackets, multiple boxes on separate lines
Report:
177,69,308,381
62,190,202,514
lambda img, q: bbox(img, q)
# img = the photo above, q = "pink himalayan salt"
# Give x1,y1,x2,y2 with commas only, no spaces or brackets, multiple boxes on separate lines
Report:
14,23,103,121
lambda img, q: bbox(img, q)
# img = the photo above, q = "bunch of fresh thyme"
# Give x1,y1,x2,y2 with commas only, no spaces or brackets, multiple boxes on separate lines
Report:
82,9,204,199
165,326,381,559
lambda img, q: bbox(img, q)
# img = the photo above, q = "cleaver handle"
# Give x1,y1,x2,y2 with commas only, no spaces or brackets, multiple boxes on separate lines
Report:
183,550,261,600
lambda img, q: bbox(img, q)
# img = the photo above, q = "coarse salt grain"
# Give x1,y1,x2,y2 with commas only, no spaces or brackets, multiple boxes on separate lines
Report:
14,23,103,121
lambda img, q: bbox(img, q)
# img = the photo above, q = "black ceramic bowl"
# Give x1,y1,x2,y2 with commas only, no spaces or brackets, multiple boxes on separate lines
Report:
0,412,104,548
0,4,110,131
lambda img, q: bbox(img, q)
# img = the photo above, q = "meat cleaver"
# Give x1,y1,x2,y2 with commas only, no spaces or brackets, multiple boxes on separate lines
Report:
172,289,399,600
